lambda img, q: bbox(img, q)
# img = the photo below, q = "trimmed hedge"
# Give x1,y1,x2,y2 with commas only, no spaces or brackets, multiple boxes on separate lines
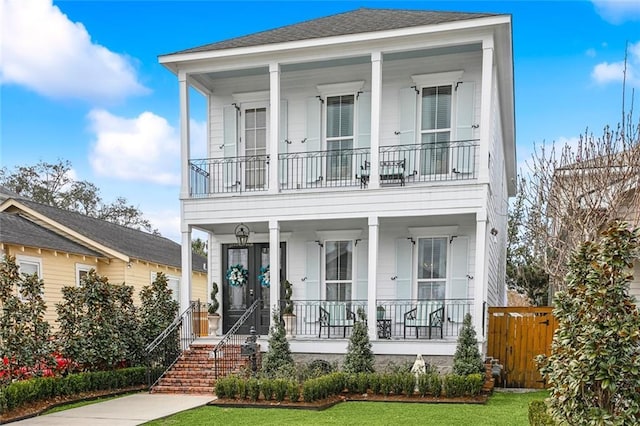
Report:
0,367,146,414
214,371,486,403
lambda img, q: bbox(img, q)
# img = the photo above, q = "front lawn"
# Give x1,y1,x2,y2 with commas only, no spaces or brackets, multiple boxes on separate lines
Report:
145,390,547,425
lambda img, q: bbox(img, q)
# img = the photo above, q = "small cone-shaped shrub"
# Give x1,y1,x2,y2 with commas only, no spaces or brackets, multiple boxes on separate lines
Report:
261,309,294,378
452,313,484,376
343,309,374,373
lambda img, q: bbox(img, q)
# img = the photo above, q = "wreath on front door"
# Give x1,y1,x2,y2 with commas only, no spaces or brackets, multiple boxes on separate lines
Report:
258,265,270,288
226,264,248,287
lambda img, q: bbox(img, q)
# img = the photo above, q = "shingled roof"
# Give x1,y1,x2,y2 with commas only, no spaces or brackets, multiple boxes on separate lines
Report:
168,8,498,55
0,212,102,258
2,199,206,273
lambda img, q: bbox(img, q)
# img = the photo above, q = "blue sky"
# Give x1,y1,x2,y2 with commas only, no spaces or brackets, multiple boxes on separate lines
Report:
1,0,639,241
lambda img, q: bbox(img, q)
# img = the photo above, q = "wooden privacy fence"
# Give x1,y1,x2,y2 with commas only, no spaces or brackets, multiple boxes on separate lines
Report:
487,307,557,389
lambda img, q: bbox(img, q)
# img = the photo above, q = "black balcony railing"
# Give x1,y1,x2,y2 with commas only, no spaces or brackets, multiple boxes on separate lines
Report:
278,148,370,190
188,141,478,195
277,298,472,339
378,140,479,184
189,155,270,196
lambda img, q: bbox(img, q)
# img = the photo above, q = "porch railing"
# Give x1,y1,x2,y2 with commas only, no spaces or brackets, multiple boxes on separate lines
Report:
378,140,479,184
188,141,478,195
189,155,270,196
211,298,262,379
278,148,370,190
278,298,472,339
145,300,200,388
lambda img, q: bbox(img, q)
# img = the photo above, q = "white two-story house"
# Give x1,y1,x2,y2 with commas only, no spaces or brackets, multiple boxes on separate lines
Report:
160,8,515,360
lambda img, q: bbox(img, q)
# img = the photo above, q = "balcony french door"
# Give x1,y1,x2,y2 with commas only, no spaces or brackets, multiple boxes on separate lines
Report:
243,106,268,190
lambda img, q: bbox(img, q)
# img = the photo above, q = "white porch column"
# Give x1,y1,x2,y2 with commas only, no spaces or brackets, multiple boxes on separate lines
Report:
269,220,281,312
269,63,281,195
474,211,488,340
369,51,382,189
478,37,494,183
367,215,379,340
180,225,193,315
179,71,190,199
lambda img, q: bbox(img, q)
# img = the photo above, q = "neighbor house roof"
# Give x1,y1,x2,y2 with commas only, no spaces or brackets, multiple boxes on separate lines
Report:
0,198,206,273
0,211,102,258
167,8,498,55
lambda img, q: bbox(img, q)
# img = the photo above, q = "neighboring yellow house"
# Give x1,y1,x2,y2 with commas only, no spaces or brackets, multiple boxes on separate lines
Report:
0,193,207,327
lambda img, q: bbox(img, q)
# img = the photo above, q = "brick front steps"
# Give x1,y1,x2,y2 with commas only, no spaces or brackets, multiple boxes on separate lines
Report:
151,344,259,394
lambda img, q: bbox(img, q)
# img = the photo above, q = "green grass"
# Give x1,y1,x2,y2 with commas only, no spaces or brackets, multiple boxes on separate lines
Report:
145,390,548,426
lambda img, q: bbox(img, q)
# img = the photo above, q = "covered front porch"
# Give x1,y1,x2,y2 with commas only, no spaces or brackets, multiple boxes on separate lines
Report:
181,209,493,351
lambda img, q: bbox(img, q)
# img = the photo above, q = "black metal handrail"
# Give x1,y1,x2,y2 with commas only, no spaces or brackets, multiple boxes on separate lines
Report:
278,148,370,190
378,140,479,183
212,298,262,379
189,155,270,195
145,301,200,388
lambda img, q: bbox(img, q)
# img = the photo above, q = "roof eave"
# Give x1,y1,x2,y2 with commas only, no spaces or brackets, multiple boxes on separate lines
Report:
0,199,130,262
159,14,512,68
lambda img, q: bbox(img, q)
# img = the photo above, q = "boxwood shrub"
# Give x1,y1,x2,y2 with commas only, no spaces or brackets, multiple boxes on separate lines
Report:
0,367,145,414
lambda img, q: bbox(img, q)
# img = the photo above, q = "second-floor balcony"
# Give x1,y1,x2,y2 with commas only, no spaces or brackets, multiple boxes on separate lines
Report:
188,140,479,197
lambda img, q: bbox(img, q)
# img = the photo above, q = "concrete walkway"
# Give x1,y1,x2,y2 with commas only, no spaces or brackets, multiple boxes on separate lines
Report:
9,393,215,426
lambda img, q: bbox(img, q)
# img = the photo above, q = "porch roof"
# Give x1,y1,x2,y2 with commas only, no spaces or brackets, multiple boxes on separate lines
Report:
163,8,499,56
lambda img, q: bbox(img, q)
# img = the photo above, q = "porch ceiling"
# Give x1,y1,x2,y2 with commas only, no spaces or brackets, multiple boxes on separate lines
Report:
188,42,481,93
192,213,476,236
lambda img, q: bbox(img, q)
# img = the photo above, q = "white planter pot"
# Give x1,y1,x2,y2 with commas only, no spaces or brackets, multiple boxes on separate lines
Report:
208,314,220,336
283,314,296,339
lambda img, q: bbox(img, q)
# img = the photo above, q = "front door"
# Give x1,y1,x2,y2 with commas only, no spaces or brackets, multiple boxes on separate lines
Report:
222,242,286,335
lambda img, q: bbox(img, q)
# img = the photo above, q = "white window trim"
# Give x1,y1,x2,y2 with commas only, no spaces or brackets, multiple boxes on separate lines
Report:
75,263,93,287
16,255,42,278
232,90,269,103
411,71,464,87
316,81,364,97
413,236,450,300
323,239,356,301
151,272,181,302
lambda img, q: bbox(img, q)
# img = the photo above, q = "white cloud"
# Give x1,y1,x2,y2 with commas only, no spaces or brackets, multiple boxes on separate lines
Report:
0,0,148,101
592,0,640,24
88,109,180,185
147,209,181,243
591,41,640,87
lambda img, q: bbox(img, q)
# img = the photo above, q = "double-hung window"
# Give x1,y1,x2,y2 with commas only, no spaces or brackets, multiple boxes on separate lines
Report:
152,272,180,303
76,264,93,286
326,95,354,181
325,240,353,301
417,238,447,300
420,85,452,175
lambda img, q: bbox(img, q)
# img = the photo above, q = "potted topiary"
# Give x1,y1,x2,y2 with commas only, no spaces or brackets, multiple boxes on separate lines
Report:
208,282,220,336
281,279,296,338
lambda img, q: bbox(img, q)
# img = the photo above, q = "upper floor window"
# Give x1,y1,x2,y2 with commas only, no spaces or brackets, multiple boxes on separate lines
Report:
325,240,353,301
420,85,452,175
326,95,355,180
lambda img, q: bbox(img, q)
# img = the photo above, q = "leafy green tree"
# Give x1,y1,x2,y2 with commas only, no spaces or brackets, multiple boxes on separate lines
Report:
539,222,640,424
56,270,141,371
506,179,549,305
261,309,294,378
0,159,158,234
452,313,484,376
192,238,207,257
343,309,374,374
0,256,54,380
139,272,179,359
